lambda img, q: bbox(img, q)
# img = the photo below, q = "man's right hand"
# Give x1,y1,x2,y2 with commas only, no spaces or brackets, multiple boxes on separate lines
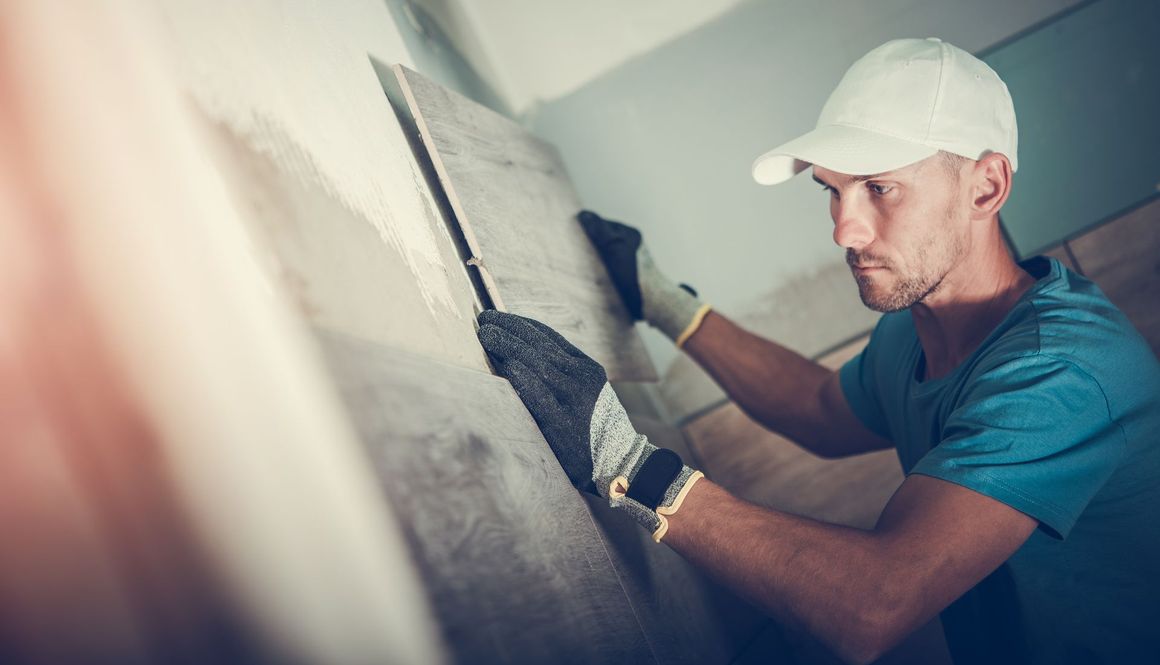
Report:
578,210,711,347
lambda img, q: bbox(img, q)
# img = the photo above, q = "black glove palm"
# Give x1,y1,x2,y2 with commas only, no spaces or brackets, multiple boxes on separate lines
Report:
578,210,645,320
477,309,608,495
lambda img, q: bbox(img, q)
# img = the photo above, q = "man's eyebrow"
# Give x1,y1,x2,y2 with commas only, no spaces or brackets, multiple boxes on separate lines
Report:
812,173,876,187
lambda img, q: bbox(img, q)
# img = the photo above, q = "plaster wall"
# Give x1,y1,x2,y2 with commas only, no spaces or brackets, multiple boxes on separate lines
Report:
157,0,489,371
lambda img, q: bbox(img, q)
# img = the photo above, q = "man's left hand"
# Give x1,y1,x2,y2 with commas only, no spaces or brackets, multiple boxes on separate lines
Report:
476,310,703,541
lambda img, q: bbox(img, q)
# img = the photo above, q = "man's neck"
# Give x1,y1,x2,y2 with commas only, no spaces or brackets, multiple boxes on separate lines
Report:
910,247,1036,382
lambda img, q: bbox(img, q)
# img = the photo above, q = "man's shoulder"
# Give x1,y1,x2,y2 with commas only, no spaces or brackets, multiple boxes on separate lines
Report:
976,257,1160,416
1011,257,1154,368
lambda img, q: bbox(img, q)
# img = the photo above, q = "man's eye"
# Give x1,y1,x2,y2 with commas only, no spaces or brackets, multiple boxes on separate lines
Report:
819,185,836,196
868,183,893,195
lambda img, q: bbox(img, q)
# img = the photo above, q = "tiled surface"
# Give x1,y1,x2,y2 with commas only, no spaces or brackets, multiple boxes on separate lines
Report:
322,332,658,665
392,65,657,380
594,415,771,664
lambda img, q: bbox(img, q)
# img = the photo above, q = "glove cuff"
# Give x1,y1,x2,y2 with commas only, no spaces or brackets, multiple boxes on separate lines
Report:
637,247,710,345
674,303,712,348
609,462,704,543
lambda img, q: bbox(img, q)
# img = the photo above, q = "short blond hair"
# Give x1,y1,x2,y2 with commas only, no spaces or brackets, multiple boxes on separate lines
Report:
938,150,972,181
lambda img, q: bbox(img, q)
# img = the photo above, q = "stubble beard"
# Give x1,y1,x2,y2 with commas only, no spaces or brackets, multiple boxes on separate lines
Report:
852,259,945,313
848,225,965,314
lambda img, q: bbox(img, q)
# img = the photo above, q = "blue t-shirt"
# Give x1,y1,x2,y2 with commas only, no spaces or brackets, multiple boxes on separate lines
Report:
840,256,1160,665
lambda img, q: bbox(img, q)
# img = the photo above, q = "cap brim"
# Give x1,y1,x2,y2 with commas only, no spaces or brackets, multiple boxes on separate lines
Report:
751,124,939,185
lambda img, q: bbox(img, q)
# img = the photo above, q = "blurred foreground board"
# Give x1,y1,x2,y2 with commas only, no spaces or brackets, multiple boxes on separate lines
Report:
389,64,657,381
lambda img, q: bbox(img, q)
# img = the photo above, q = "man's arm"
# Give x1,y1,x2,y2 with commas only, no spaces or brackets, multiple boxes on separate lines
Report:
577,211,887,458
477,311,1036,663
683,310,891,458
664,474,1037,664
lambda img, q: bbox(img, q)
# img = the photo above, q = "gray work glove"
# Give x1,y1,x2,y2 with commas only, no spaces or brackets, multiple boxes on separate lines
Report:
578,209,711,347
477,309,704,542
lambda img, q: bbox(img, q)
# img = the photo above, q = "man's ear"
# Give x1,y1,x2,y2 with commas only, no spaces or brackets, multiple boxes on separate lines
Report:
969,152,1013,220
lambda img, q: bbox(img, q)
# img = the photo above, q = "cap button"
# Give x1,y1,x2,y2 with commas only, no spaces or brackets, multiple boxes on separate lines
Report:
926,37,942,42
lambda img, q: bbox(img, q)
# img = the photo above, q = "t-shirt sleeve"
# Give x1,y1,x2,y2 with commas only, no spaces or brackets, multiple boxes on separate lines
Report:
839,318,892,440
911,355,1126,539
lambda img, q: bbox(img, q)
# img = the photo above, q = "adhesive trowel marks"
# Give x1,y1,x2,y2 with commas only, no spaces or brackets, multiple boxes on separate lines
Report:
155,0,460,321
392,64,657,382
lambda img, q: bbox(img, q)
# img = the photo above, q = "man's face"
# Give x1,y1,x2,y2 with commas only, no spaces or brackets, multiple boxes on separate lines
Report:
813,155,969,312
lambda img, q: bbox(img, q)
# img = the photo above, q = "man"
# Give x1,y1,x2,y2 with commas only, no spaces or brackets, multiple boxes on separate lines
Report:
476,38,1160,664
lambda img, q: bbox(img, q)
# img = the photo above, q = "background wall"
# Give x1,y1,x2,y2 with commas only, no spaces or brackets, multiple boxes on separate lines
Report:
413,0,750,112
519,0,1084,372
982,0,1160,257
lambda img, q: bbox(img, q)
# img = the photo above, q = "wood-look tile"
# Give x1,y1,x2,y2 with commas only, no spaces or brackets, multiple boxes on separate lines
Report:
590,417,768,664
390,65,656,381
321,331,657,665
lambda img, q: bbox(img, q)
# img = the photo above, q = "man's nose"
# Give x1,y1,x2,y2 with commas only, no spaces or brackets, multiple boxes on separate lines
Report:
832,200,875,251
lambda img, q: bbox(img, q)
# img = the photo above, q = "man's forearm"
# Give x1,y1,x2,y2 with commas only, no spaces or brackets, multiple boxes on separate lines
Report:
664,480,926,664
663,475,1037,664
681,310,835,450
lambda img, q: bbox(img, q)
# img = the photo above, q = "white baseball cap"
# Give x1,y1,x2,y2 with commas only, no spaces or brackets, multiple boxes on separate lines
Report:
752,37,1018,185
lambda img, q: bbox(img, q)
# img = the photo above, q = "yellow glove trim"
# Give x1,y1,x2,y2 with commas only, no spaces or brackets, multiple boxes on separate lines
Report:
609,476,630,500
674,304,712,348
608,470,705,543
651,470,704,543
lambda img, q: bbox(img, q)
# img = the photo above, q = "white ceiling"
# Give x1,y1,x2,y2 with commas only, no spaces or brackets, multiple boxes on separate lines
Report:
415,0,748,112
